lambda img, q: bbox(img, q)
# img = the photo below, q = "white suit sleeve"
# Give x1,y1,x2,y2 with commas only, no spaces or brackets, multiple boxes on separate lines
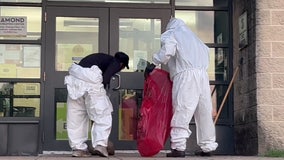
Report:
153,32,177,65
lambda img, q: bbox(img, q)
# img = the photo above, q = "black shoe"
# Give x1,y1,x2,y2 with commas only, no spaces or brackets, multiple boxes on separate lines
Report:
194,150,212,157
166,149,185,157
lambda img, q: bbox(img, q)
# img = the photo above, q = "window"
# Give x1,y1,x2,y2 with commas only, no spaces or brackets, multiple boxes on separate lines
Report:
0,82,40,117
0,5,42,118
0,6,42,40
175,0,232,123
175,0,228,7
47,0,169,3
0,0,41,2
0,44,40,79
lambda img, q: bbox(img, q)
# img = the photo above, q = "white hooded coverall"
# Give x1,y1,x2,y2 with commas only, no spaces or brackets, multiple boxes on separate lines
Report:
64,63,113,151
153,18,218,152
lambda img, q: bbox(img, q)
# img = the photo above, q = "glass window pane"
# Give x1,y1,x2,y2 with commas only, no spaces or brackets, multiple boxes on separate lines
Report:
48,0,169,3
118,89,142,141
0,7,42,40
119,18,161,72
0,0,41,2
13,98,40,117
175,11,214,43
56,17,99,71
55,88,92,140
175,11,229,44
176,0,228,7
210,85,217,117
208,48,228,81
55,88,68,140
211,84,229,119
0,44,41,78
0,83,10,117
214,12,229,44
0,82,40,117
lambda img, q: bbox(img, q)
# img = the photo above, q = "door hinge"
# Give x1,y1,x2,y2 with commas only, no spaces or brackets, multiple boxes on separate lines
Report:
45,12,47,22
43,72,46,81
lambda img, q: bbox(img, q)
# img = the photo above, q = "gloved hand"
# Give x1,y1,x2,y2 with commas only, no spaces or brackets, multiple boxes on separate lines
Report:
144,63,156,79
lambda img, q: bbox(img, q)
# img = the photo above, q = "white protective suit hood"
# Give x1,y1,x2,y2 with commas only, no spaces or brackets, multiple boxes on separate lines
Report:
153,18,210,79
166,17,185,30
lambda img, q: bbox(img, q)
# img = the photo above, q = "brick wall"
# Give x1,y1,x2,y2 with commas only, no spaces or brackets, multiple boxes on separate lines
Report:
233,0,284,155
255,0,284,155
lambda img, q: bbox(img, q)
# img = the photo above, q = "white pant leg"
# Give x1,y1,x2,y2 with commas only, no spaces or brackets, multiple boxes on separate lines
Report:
85,88,113,148
170,71,199,151
194,71,218,152
90,113,112,147
66,96,89,150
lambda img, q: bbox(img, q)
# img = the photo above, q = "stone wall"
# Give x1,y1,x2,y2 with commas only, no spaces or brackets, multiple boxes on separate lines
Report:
255,0,284,155
233,0,258,155
233,0,284,155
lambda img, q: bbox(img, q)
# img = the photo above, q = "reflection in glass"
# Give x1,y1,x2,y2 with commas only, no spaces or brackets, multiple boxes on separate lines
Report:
55,17,99,71
119,18,161,72
175,0,228,7
119,89,142,141
175,11,229,44
211,84,229,120
215,48,228,81
0,6,41,40
207,48,228,81
175,11,214,43
0,44,41,78
210,85,217,117
13,98,40,117
176,0,213,6
0,82,40,117
55,88,68,140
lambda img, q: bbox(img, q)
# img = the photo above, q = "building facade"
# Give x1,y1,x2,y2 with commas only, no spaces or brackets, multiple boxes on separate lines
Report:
233,0,284,155
0,0,283,156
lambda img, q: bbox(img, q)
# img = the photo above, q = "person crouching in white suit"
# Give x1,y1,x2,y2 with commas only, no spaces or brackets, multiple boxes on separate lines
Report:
64,52,129,157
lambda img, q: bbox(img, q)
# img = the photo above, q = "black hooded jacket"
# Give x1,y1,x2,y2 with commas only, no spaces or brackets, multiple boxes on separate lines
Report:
78,53,121,87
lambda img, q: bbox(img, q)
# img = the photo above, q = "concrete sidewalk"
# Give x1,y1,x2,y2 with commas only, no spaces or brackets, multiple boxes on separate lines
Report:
0,152,284,160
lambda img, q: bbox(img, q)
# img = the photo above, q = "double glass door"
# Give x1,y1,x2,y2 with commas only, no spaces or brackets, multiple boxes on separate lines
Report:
43,6,171,151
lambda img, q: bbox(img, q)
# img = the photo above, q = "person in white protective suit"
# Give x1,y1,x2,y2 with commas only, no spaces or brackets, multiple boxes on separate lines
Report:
145,18,218,157
64,52,129,157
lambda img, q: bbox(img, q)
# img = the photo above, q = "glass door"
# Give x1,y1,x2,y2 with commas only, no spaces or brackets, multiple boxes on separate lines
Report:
43,6,109,151
108,8,171,150
43,6,171,151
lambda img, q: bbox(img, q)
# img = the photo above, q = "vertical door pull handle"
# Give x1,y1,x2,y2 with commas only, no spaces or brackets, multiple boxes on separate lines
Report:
113,74,121,90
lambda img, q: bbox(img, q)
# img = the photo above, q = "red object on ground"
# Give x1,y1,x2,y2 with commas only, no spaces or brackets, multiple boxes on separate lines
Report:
137,69,173,157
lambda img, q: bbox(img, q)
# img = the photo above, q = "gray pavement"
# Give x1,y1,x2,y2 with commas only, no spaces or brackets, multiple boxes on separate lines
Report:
0,152,284,160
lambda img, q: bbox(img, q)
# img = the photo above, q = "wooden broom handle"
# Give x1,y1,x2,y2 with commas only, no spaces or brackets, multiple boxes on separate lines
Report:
214,66,240,125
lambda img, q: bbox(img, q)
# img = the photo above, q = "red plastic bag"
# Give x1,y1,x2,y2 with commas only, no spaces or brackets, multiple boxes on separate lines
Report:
137,69,173,157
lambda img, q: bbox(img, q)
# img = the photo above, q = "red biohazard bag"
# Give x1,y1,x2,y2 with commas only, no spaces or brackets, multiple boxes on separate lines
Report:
137,69,173,157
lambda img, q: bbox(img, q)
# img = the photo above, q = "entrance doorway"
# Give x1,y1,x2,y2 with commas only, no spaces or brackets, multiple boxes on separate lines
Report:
43,6,171,151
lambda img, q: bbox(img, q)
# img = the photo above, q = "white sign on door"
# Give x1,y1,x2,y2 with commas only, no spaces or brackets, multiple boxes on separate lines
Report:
239,12,248,49
0,16,27,37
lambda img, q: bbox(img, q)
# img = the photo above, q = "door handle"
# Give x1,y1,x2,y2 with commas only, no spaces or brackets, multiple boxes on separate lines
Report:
112,73,121,90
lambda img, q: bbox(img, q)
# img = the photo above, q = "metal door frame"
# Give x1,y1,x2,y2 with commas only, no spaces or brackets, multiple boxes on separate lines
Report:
42,6,171,151
108,8,171,149
42,6,109,151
